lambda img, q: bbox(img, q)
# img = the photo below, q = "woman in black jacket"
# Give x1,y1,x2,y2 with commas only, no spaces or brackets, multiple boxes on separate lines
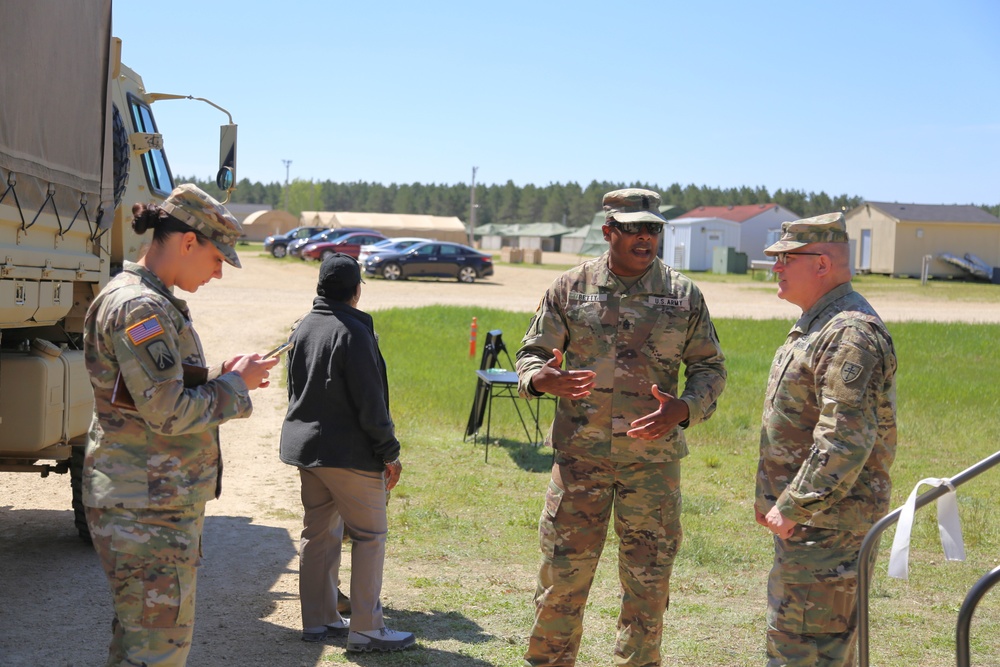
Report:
279,252,414,652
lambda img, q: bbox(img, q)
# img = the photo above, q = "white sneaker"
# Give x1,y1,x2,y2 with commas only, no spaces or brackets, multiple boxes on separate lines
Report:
325,618,350,637
346,627,416,652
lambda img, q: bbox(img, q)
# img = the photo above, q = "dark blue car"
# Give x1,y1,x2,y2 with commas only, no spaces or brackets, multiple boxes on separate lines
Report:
363,241,493,283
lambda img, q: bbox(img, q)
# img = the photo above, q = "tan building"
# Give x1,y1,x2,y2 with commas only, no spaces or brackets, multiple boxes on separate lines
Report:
845,202,1000,278
299,211,468,244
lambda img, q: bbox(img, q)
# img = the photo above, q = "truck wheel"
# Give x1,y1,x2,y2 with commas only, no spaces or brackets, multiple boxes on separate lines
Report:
111,103,130,212
70,444,91,543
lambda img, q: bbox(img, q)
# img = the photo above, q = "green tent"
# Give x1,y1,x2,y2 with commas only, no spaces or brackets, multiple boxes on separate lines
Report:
579,212,608,256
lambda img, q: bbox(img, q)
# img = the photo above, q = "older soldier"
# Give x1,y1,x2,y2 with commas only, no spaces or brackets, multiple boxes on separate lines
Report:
755,212,897,667
83,184,277,666
516,188,727,667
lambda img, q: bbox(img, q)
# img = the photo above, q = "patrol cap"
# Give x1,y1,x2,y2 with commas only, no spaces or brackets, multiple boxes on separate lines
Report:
763,211,849,256
603,188,668,224
161,183,243,268
317,252,363,296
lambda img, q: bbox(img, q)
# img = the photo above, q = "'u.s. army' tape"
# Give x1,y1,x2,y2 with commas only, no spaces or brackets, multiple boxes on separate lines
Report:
888,477,966,580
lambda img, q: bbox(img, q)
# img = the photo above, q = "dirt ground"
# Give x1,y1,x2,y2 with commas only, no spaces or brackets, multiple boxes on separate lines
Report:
1,252,997,667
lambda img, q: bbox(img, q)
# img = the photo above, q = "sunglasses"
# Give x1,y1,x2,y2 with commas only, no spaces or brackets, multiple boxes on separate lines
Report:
609,220,663,235
774,251,824,264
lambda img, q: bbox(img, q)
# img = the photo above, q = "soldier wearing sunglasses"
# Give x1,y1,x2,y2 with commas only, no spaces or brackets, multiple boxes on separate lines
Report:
516,188,727,666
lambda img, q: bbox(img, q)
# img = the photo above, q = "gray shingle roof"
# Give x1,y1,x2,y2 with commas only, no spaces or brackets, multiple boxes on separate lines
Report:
866,202,1000,224
475,222,572,237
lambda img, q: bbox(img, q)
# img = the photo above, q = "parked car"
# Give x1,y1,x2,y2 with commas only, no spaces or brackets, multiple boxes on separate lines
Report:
301,232,388,261
363,241,493,283
287,227,377,259
357,237,434,264
263,226,326,258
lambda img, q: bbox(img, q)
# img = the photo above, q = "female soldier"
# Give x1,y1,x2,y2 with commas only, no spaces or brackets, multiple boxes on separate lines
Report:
82,183,278,666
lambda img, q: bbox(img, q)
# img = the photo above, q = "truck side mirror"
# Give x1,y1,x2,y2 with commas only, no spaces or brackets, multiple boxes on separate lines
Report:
216,123,237,199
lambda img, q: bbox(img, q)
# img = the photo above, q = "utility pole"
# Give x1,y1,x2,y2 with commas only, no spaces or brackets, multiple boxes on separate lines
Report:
468,166,478,246
282,159,292,212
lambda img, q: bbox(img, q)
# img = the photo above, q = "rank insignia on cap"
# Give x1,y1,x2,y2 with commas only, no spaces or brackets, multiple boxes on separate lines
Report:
126,315,164,345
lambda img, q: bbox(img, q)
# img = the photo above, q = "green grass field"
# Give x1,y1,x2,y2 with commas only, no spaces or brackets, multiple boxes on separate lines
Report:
343,306,1000,666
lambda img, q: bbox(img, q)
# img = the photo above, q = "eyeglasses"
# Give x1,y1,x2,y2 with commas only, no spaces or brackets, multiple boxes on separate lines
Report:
774,251,824,264
609,221,663,235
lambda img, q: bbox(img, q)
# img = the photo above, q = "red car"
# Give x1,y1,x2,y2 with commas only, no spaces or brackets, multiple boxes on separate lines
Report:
300,232,388,261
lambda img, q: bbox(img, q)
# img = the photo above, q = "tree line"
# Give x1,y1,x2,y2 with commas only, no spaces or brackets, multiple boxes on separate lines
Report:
181,176,999,227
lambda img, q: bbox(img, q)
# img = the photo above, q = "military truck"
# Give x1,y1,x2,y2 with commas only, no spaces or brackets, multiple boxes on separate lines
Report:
0,0,238,538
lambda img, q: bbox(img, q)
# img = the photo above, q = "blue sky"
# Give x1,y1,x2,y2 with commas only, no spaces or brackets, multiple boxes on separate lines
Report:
115,1,999,205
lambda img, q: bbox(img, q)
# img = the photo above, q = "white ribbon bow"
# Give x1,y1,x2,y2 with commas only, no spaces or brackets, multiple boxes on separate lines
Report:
888,477,966,580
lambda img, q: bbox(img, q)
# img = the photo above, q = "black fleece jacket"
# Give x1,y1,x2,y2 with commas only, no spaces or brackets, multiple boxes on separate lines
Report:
279,296,399,471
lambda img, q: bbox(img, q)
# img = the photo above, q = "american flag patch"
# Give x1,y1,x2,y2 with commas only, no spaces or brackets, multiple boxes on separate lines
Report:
126,316,164,345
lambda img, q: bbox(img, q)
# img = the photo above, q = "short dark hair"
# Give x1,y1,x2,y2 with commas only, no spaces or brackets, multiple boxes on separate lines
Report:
318,283,357,302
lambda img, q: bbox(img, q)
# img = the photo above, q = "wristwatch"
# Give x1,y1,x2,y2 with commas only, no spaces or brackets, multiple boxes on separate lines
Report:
384,458,400,467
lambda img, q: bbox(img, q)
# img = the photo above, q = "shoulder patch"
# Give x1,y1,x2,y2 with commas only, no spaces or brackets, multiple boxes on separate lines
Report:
841,361,863,383
145,339,176,371
826,343,877,407
126,315,164,345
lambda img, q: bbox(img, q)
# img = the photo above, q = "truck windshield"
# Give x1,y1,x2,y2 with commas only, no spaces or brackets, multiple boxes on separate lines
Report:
128,94,174,197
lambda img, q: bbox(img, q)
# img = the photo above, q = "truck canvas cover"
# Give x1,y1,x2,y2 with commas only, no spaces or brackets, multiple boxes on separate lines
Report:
0,0,114,216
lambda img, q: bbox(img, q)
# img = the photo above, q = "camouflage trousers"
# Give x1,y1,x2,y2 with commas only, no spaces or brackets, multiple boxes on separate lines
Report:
524,454,682,667
86,503,205,667
767,526,875,667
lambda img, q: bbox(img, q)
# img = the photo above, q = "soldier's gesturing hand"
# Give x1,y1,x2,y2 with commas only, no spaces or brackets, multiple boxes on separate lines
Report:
626,384,690,440
529,348,597,400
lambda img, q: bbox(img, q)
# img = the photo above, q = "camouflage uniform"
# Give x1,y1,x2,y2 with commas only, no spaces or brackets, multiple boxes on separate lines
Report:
755,214,897,667
517,217,726,666
83,185,252,666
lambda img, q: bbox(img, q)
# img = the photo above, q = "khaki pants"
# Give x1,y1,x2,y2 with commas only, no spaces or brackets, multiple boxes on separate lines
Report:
525,454,682,667
298,466,387,632
86,503,205,667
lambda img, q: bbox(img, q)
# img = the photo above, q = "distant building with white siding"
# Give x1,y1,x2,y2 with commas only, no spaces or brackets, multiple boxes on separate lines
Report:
662,217,741,271
672,204,801,261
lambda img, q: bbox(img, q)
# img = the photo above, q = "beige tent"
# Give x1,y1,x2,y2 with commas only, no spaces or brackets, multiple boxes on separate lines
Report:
301,211,339,228
240,210,300,242
299,211,468,244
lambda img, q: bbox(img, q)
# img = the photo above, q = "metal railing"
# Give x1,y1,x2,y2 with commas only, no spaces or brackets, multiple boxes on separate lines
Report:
857,449,1000,667
956,565,1000,667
